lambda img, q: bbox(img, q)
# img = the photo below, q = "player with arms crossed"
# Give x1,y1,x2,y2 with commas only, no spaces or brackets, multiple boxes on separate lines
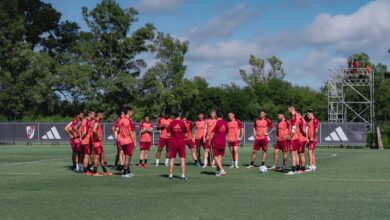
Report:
247,110,275,169
155,112,172,167
203,110,217,168
64,112,84,172
92,110,112,176
119,108,137,178
182,116,201,167
296,109,307,174
306,109,319,172
138,115,153,168
80,110,95,175
270,111,290,170
167,112,188,180
210,112,229,176
112,111,125,171
286,105,300,175
227,112,244,168
194,113,206,164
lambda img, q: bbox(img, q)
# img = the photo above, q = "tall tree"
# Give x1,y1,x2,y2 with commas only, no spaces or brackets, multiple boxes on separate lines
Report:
267,56,285,80
240,55,265,87
80,0,155,116
139,32,189,118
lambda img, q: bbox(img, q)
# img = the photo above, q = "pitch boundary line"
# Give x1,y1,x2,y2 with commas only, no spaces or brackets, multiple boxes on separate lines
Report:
0,153,117,165
0,172,41,175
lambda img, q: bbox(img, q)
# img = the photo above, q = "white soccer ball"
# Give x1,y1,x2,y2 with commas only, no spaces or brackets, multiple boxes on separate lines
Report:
259,166,268,173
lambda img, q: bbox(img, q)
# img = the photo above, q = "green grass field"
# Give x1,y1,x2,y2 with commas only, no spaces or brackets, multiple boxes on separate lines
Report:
1,144,390,220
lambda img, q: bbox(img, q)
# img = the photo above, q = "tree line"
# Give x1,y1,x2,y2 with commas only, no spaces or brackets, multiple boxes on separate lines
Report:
0,0,389,122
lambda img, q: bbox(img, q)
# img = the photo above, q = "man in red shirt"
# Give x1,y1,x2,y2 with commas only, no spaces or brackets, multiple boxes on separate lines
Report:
80,110,95,175
64,112,84,172
155,112,172,167
112,111,125,171
91,110,112,176
138,115,153,168
182,116,201,167
210,112,229,176
167,112,188,180
286,105,301,175
118,107,136,178
270,111,290,170
194,113,206,164
247,111,275,169
296,109,307,174
203,110,217,168
227,113,244,168
306,109,319,172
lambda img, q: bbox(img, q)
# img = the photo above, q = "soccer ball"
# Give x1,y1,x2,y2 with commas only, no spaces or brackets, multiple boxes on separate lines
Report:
259,166,268,173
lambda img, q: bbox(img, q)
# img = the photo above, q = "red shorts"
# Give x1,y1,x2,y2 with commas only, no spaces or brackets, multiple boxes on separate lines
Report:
308,140,317,151
298,141,306,154
158,138,170,150
116,140,123,151
123,143,135,156
168,145,186,158
93,146,103,155
185,139,195,149
70,139,81,153
289,139,299,152
253,139,268,152
275,140,289,153
228,141,239,148
204,139,211,149
140,142,152,151
212,148,225,157
82,144,92,155
195,139,204,149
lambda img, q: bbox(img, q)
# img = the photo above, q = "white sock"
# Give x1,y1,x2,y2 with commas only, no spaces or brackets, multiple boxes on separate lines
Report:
181,174,185,178
204,159,208,166
165,159,169,164
231,160,234,165
169,174,173,178
235,161,238,166
156,159,159,164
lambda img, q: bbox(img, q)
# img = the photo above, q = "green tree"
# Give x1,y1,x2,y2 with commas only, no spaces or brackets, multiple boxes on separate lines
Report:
138,32,189,119
240,55,265,87
80,0,155,117
267,56,285,80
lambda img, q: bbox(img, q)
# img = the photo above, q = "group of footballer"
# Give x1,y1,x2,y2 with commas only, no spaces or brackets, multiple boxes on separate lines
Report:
64,105,319,179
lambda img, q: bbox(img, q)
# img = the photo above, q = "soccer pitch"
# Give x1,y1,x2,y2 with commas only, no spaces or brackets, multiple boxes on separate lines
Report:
0,145,389,220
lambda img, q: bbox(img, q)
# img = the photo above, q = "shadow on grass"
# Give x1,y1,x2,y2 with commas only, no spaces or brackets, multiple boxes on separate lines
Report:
62,165,74,171
200,171,215,175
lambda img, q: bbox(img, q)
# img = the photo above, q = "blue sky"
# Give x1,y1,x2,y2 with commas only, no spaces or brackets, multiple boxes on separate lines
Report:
43,0,390,89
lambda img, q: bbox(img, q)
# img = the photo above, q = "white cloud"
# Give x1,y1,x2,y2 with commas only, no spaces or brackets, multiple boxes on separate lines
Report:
188,3,253,41
138,0,182,12
304,0,390,47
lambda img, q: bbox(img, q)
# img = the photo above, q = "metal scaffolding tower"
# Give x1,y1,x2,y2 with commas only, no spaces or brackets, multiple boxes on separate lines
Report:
327,68,375,131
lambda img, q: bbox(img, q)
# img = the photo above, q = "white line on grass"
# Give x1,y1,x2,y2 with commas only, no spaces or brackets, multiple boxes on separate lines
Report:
316,153,338,159
0,172,41,175
0,153,116,165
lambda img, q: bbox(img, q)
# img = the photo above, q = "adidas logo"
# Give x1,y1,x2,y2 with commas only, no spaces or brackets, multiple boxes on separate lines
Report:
42,126,61,140
324,126,348,141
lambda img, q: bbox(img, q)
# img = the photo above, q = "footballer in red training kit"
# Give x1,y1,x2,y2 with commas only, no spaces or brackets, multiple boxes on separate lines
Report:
210,112,229,176
155,112,173,167
248,110,274,169
138,115,153,168
167,111,188,180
